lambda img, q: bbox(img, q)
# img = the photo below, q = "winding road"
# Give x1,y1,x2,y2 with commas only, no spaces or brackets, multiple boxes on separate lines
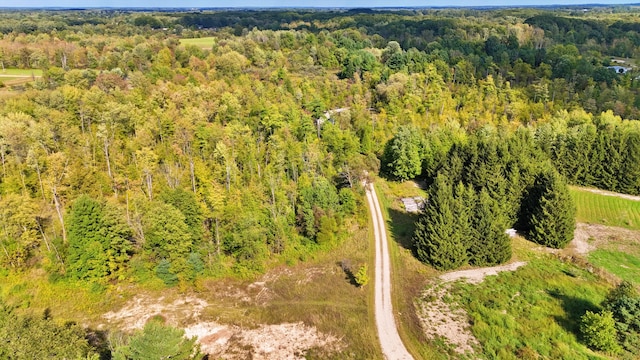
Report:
366,183,414,360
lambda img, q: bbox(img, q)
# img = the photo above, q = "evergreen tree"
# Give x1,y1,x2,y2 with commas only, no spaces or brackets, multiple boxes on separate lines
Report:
619,130,640,195
580,310,620,353
413,174,467,270
469,189,512,266
522,170,576,249
159,188,204,245
113,318,200,360
602,281,640,354
67,196,132,281
453,182,474,254
67,195,109,280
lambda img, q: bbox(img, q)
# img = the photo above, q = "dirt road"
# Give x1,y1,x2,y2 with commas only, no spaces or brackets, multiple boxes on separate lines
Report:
366,183,414,360
576,186,640,201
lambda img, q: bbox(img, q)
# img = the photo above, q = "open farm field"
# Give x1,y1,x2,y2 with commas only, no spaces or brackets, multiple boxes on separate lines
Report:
0,68,42,76
571,187,640,230
180,37,216,49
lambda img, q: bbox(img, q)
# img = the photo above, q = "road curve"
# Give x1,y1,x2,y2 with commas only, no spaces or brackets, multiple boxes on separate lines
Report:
366,183,414,360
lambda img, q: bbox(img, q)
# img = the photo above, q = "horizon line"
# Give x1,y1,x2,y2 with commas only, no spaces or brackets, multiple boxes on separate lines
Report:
1,2,640,10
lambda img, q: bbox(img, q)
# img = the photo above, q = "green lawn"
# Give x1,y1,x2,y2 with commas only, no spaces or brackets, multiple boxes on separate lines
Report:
570,187,640,230
589,250,640,285
451,258,611,360
180,37,216,49
0,68,43,76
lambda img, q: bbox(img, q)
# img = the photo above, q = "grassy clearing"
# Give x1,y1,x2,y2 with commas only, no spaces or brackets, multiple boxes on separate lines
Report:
451,257,611,360
376,179,448,359
590,250,640,285
587,228,640,285
194,220,380,359
0,68,43,76
0,269,123,325
180,37,216,49
571,187,640,230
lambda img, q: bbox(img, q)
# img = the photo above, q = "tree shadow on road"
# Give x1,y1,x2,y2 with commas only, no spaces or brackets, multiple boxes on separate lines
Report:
387,207,420,257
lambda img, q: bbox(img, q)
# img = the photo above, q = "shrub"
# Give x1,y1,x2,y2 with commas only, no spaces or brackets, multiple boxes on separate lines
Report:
580,310,620,353
354,264,369,288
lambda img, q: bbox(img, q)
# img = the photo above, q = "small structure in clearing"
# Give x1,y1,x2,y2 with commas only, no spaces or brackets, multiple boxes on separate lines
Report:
607,65,632,74
401,197,426,213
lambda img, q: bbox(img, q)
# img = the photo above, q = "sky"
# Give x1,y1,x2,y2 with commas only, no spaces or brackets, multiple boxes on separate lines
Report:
5,0,637,8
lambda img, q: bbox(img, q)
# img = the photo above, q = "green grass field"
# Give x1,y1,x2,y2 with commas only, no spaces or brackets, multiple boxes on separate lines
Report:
452,258,610,359
571,187,640,230
180,37,216,49
0,68,43,76
590,250,640,285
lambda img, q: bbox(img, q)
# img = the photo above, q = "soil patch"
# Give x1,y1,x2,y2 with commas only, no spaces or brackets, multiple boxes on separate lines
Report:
102,295,343,358
571,222,640,255
580,187,640,202
439,262,527,284
417,284,479,355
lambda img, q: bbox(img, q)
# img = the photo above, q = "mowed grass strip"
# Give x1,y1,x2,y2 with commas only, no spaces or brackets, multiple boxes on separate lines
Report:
570,187,640,230
180,37,216,49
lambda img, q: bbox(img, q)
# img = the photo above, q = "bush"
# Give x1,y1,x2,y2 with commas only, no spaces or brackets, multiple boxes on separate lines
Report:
580,310,620,353
354,264,369,287
155,259,179,287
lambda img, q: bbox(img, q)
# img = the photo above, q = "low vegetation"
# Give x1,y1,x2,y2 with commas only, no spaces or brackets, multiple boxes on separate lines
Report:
451,257,611,359
590,250,640,285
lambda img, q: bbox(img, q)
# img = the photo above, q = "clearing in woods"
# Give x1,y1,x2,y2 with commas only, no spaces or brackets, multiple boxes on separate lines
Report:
0,68,42,90
180,37,216,49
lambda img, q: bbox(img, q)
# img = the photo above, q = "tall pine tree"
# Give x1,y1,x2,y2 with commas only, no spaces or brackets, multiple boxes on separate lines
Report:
67,196,132,280
413,174,467,270
67,195,109,280
469,189,512,266
522,170,576,249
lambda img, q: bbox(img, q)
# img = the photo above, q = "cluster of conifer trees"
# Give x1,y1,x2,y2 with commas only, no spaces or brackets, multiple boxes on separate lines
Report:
384,125,578,270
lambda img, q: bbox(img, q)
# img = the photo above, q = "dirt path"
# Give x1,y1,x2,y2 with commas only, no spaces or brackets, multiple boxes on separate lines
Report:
439,262,528,284
577,186,640,201
366,183,414,360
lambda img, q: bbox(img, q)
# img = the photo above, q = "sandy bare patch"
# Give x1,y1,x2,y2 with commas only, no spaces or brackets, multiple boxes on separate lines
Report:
167,321,342,359
417,262,528,354
439,262,527,284
184,322,234,355
102,295,208,331
417,283,479,355
571,222,640,255
229,322,342,359
103,295,343,359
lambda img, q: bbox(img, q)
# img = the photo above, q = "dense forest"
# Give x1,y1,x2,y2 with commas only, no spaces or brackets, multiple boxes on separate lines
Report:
1,6,640,357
